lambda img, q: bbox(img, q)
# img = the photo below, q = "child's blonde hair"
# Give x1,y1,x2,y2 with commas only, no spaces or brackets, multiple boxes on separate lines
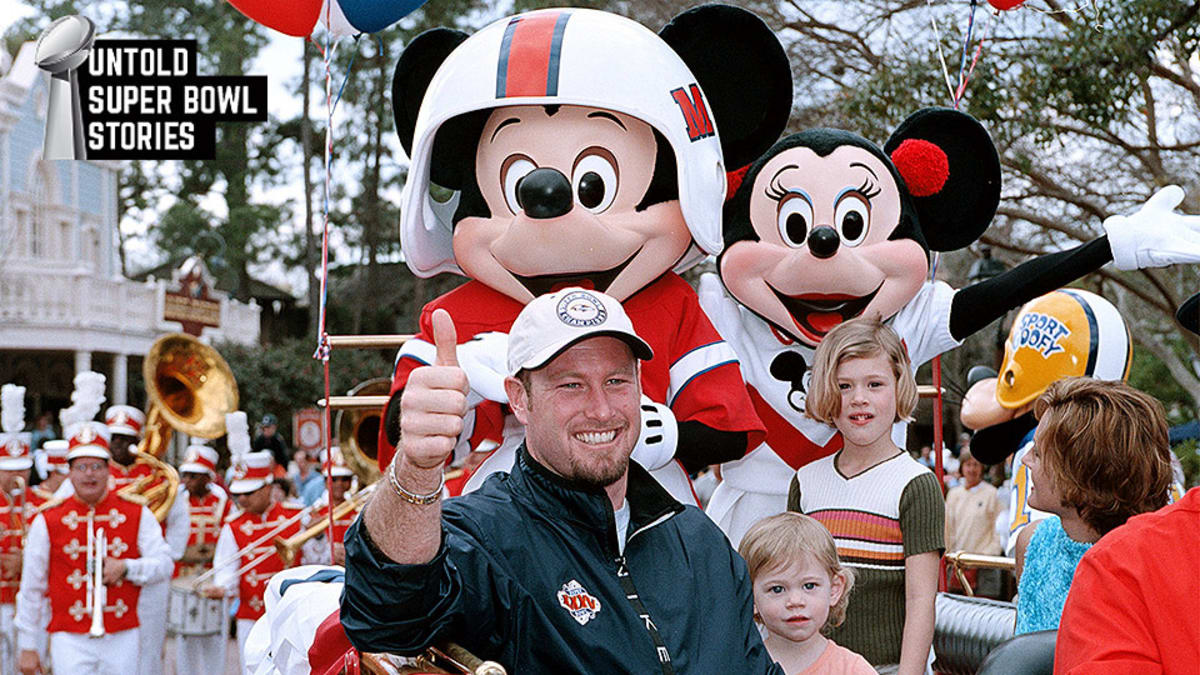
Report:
805,317,917,425
738,512,855,632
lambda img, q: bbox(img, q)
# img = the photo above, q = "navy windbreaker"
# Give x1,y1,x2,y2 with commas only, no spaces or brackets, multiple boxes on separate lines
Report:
342,445,781,674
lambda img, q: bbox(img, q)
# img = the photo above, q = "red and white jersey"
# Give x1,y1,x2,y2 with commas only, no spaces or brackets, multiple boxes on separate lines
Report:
175,485,231,578
213,502,304,620
109,461,154,492
379,275,765,488
14,491,173,638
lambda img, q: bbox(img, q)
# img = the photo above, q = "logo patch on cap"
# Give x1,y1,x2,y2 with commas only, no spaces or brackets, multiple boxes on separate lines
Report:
4,438,23,457
556,291,607,328
557,579,602,625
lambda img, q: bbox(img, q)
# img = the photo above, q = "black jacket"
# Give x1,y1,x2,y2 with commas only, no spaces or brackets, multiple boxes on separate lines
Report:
342,445,781,674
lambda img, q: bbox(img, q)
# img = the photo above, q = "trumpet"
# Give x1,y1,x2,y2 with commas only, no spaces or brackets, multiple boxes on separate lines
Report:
86,513,106,638
274,482,377,567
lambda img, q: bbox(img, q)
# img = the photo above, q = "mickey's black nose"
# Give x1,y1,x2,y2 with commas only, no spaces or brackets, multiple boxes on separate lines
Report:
518,168,573,219
807,226,840,259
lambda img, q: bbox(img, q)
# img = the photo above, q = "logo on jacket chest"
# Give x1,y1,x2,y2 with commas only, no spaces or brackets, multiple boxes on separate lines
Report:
556,579,602,626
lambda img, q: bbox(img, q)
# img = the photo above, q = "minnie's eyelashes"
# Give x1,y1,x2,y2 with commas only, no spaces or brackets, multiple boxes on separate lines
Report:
858,177,881,201
765,176,789,202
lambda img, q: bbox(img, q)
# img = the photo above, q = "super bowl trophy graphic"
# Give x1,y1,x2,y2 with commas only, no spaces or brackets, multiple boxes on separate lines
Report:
36,15,95,160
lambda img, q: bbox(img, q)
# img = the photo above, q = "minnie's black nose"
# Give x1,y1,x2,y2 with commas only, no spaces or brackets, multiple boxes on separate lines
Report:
518,168,573,219
807,226,840,259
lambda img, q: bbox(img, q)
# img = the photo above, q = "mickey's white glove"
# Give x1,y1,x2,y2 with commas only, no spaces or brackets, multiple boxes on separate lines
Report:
455,332,510,407
630,395,678,471
1104,185,1200,270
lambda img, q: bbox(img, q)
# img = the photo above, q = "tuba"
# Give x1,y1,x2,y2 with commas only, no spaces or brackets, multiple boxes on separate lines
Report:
119,333,239,521
335,377,391,484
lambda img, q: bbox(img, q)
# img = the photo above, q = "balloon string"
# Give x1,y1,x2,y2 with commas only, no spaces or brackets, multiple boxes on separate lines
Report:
953,7,997,107
926,0,958,103
317,9,336,563
953,0,978,109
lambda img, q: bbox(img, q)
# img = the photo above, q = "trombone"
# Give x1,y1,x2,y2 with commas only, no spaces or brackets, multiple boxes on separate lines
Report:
189,499,323,591
274,482,377,567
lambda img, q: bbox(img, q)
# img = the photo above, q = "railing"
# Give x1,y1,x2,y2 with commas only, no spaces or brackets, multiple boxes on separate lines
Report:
0,262,259,345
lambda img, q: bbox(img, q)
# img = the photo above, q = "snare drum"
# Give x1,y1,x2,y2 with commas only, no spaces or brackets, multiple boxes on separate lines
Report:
167,576,228,637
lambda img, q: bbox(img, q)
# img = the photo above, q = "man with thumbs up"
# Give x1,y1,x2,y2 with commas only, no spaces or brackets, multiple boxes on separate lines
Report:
342,288,780,674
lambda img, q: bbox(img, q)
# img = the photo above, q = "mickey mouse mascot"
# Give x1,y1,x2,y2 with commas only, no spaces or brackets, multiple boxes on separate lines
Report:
701,108,1200,545
378,5,792,503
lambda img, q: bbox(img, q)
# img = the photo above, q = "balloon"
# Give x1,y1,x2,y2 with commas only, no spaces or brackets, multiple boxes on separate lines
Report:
226,0,428,37
987,0,1027,9
225,0,323,37
321,0,429,36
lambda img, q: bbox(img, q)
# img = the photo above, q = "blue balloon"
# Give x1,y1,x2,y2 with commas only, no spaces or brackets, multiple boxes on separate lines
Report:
337,0,428,34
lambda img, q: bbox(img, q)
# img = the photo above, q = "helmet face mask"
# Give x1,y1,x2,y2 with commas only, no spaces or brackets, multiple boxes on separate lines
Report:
392,6,793,303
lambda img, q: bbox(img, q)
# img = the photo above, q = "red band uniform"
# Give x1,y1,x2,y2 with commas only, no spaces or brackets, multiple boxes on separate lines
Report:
211,451,303,669
15,421,173,675
174,445,231,675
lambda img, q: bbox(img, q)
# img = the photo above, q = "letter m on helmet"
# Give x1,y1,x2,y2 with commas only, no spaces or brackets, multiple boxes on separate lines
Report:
671,84,714,141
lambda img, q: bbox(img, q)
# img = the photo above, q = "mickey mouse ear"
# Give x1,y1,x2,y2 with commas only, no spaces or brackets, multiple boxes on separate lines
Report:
1178,292,1199,335
884,108,1001,252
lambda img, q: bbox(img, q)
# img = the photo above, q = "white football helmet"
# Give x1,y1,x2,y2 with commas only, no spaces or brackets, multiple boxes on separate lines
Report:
399,8,728,278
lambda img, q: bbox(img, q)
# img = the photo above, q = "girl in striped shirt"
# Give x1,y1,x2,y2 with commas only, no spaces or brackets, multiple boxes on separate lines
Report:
788,318,943,673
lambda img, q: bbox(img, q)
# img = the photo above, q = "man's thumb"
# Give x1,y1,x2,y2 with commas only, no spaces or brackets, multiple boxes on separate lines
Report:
431,309,459,367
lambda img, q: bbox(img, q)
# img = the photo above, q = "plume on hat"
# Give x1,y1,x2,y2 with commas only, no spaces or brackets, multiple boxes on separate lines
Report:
58,371,107,429
226,411,251,467
1,384,26,434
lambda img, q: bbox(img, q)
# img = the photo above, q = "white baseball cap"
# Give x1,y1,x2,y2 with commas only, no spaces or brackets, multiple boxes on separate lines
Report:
507,288,652,376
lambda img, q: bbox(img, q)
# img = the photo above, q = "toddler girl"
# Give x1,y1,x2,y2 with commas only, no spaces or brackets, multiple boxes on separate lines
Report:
739,512,874,674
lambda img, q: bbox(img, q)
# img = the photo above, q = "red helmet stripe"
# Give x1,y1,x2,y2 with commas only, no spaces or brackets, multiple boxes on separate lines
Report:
496,11,570,98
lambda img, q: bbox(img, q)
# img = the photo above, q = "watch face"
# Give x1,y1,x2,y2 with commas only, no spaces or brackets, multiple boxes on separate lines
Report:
298,420,321,447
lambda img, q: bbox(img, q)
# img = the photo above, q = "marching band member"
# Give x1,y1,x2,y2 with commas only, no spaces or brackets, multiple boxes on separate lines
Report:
204,451,304,672
31,440,69,500
0,384,34,674
299,447,356,566
105,405,189,675
174,444,229,675
15,421,173,675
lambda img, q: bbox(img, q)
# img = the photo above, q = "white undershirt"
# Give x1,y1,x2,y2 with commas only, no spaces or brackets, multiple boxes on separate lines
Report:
614,501,630,555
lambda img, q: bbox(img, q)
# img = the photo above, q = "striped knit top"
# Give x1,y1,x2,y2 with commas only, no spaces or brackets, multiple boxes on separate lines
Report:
788,451,944,666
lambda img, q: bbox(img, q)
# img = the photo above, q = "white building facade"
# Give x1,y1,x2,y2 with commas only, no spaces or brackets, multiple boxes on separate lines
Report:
0,42,259,416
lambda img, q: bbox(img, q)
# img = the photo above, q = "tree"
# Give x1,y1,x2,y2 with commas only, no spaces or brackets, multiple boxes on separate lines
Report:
751,0,1200,409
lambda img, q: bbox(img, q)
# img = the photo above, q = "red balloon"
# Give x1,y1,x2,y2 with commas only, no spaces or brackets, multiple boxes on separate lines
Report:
987,0,1027,9
225,0,323,37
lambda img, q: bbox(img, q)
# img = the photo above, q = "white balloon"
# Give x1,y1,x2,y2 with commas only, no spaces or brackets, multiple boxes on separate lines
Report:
320,0,361,37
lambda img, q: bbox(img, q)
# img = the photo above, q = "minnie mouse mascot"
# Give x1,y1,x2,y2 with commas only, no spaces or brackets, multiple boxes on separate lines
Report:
378,4,792,503
702,108,1200,545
